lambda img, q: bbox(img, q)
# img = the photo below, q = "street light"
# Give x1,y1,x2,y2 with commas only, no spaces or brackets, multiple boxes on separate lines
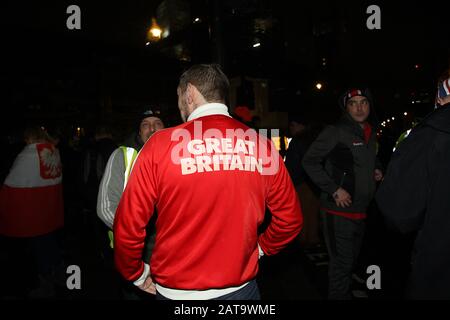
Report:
147,18,162,42
253,42,261,48
315,83,323,90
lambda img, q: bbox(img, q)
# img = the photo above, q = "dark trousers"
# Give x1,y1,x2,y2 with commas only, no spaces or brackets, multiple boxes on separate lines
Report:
120,277,156,300
28,231,63,277
156,279,260,300
0,230,63,297
321,212,365,300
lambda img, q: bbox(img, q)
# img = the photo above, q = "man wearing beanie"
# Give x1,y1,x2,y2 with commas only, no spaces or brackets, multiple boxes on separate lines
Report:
302,88,383,299
97,108,164,299
376,73,450,299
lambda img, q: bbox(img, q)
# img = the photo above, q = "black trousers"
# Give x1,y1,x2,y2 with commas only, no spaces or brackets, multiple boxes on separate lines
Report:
321,211,366,300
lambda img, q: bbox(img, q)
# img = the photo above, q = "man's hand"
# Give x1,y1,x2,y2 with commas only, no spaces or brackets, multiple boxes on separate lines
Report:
374,169,383,182
138,274,156,295
333,187,352,208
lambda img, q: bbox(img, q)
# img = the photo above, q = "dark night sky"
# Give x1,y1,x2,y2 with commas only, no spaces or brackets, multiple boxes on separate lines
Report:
1,0,449,134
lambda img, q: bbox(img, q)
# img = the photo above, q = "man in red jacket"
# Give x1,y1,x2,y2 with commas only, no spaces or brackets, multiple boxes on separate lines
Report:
114,64,303,300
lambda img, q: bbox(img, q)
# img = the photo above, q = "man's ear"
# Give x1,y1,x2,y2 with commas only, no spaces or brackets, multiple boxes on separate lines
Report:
186,83,196,106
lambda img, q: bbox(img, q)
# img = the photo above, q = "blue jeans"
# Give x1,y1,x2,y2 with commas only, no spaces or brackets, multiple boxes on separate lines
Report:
156,279,261,300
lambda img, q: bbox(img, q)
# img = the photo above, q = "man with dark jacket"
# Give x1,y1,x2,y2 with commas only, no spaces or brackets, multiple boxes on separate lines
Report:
285,114,322,247
302,88,383,299
375,75,450,299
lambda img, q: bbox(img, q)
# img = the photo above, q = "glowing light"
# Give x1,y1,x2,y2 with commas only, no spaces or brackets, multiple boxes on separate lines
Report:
404,112,408,116
253,42,261,48
147,18,162,41
150,27,162,38
162,29,170,39
315,83,323,90
194,17,201,23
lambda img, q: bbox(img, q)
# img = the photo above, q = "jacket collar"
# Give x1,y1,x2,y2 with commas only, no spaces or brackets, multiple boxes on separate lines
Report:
340,113,371,140
187,103,231,121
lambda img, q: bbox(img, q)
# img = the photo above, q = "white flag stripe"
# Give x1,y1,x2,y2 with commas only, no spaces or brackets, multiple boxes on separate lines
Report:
4,144,62,188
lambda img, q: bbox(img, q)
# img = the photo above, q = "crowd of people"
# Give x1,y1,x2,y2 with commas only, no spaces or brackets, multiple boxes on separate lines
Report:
1,64,450,300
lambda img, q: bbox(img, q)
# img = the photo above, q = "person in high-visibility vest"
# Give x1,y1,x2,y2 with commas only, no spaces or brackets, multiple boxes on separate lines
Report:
97,109,164,299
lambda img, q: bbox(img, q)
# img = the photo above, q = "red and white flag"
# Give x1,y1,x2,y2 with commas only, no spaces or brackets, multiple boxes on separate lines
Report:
0,143,64,237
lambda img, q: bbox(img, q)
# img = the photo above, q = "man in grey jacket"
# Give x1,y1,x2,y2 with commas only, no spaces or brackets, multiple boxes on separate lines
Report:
97,109,164,299
97,110,164,229
302,88,383,299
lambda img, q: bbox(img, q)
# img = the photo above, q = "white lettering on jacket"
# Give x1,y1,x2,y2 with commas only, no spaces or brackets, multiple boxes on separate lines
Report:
181,138,262,175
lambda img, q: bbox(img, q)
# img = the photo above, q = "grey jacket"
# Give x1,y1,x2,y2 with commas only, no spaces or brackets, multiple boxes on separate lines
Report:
97,148,126,229
97,135,156,262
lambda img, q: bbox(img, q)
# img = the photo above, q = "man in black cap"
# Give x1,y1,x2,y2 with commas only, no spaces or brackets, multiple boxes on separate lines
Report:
302,88,383,299
97,108,164,299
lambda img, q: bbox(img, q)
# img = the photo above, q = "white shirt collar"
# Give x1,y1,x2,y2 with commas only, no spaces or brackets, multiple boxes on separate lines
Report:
187,103,231,121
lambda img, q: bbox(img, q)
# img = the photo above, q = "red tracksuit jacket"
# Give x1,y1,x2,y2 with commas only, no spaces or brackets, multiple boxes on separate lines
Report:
114,114,303,290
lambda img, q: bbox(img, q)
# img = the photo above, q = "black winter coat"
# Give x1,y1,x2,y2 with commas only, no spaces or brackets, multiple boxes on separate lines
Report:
376,106,450,299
